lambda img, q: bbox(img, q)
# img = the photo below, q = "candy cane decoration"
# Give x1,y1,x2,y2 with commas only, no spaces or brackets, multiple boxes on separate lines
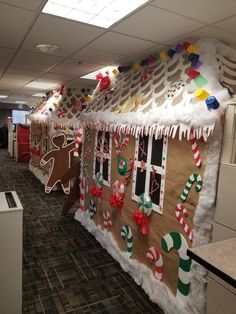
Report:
74,129,83,157
175,204,193,241
121,225,133,256
190,131,201,167
162,232,192,298
146,247,163,280
180,173,202,203
89,199,96,219
103,210,112,229
79,177,88,212
112,180,125,198
124,159,134,186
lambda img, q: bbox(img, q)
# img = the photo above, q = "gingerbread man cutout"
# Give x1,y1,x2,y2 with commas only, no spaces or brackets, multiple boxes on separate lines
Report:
40,132,76,194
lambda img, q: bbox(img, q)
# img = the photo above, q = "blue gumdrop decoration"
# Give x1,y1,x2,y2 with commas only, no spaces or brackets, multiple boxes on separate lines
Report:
205,96,220,110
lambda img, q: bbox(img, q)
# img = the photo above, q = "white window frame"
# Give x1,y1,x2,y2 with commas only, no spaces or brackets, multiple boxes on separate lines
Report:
132,135,168,214
93,130,112,187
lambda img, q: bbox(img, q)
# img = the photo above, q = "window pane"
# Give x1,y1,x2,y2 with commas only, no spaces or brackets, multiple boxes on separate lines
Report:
149,172,162,206
138,135,149,162
151,137,163,166
103,158,108,181
135,167,146,196
95,158,100,175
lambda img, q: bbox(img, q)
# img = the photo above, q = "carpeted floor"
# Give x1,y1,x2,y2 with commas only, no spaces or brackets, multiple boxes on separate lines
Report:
0,149,164,314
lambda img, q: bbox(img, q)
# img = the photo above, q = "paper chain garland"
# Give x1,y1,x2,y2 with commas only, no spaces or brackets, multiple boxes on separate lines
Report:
121,225,133,257
180,173,202,203
162,232,191,297
146,247,163,280
175,204,193,242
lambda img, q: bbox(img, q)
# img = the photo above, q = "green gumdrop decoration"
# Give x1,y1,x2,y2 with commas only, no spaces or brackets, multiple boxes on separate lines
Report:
194,75,208,88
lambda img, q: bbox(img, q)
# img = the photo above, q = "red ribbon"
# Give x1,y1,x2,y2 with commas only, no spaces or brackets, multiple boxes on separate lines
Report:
132,209,149,235
109,194,124,209
91,186,102,198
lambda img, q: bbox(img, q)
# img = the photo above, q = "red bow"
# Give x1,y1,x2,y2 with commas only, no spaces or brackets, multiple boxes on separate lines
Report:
96,72,111,91
132,209,148,235
109,194,124,209
91,186,102,198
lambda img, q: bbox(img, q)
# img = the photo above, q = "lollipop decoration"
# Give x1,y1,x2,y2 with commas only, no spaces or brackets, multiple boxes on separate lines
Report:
109,180,125,211
132,193,153,235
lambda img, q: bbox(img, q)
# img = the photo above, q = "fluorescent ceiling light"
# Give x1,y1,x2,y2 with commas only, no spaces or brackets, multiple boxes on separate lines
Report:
80,65,117,80
15,101,26,104
35,44,59,54
26,81,58,89
32,92,47,97
42,0,149,28
0,95,8,98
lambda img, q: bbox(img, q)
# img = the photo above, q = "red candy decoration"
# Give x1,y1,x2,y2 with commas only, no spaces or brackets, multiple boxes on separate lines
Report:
132,209,148,235
96,71,111,91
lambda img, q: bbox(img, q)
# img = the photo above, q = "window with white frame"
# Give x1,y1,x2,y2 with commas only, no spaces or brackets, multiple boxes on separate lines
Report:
93,130,112,186
132,134,168,214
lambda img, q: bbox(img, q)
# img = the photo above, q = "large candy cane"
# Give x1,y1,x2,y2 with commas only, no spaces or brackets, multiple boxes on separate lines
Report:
162,232,192,298
180,173,202,203
79,177,88,212
121,225,133,257
89,199,96,219
74,129,83,157
103,210,112,229
175,204,193,241
190,131,201,167
146,247,163,280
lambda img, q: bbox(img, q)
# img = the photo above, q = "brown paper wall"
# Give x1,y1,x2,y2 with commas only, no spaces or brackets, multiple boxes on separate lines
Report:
83,129,207,296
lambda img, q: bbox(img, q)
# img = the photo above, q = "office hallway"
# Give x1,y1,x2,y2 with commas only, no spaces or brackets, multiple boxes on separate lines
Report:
0,149,163,314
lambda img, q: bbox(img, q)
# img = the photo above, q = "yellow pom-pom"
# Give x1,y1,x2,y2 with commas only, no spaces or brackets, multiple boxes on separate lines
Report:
134,62,141,70
159,51,168,60
187,44,198,53
85,95,92,101
195,89,210,101
112,69,118,75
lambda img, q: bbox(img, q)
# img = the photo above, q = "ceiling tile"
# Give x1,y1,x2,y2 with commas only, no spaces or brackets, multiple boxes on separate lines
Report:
22,13,105,57
152,0,236,24
113,5,204,43
68,77,97,88
0,48,16,66
0,0,45,11
37,72,75,82
0,3,35,48
88,32,156,56
70,47,125,65
214,16,236,34
11,50,62,72
48,59,102,76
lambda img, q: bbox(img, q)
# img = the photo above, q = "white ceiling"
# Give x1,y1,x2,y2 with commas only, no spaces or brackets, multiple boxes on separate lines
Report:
0,0,236,107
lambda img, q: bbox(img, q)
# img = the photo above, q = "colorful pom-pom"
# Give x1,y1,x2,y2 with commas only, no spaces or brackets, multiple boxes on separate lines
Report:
183,42,191,50
175,44,184,53
112,69,118,75
191,59,203,69
205,96,220,110
167,49,176,58
187,44,198,53
159,51,168,60
195,89,210,101
188,53,199,62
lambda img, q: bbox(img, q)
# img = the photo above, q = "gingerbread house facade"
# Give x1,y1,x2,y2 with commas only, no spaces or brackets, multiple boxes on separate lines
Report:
71,39,236,314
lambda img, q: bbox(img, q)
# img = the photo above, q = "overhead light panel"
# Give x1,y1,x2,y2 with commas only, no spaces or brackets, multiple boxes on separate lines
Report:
42,0,149,28
0,95,8,98
26,81,59,89
80,66,117,80
32,92,47,97
35,44,59,54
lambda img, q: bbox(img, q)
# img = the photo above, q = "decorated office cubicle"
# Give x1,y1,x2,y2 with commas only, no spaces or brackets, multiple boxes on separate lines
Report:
71,39,236,314
29,87,91,189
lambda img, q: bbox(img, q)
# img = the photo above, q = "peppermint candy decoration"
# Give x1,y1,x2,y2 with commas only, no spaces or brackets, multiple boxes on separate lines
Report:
112,180,125,198
138,193,153,216
95,172,103,187
165,79,185,100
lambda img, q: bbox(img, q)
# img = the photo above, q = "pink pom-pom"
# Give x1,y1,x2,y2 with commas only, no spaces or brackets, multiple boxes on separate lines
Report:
96,72,103,80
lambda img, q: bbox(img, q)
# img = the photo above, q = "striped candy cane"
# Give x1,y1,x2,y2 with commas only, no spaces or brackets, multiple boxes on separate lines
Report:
146,247,163,280
175,204,193,241
190,131,201,167
74,129,83,157
79,177,88,212
103,210,112,229
89,199,96,219
121,225,133,257
162,232,192,298
180,173,202,203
